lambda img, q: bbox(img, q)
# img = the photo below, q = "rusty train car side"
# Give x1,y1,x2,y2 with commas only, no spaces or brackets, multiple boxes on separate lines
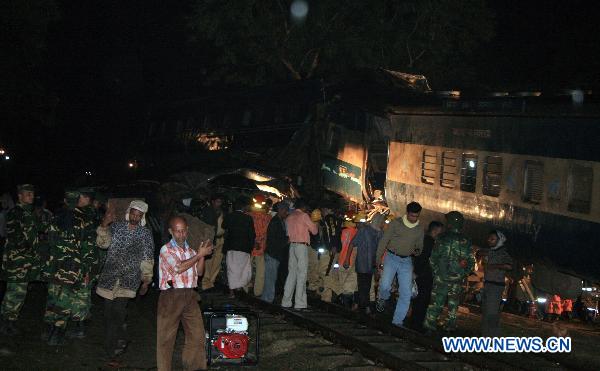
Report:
323,95,600,283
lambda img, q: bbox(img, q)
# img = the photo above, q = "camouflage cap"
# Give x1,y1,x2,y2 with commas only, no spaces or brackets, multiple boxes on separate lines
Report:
64,189,81,200
17,184,35,193
445,211,464,229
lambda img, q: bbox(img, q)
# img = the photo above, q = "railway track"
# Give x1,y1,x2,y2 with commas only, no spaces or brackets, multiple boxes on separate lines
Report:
201,290,391,370
204,294,561,370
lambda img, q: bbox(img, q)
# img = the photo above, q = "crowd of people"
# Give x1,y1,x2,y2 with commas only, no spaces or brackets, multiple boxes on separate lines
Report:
0,183,557,369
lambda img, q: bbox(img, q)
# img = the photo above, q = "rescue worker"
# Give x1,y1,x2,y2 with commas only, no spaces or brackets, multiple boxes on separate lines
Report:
353,213,385,314
423,211,474,333
547,294,562,321
96,200,154,357
44,190,97,345
562,298,573,320
307,208,324,292
281,199,317,310
321,205,342,258
410,221,444,331
376,202,424,327
481,230,512,337
0,184,43,336
33,195,53,278
201,194,226,291
76,188,101,328
336,213,362,309
261,202,290,303
320,211,353,304
249,195,271,297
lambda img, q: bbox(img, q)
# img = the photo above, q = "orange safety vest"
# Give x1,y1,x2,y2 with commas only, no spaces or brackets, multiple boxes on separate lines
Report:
547,294,562,314
338,227,357,267
249,211,272,256
562,299,573,312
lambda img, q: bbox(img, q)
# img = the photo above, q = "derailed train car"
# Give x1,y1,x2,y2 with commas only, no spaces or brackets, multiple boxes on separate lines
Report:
320,72,600,289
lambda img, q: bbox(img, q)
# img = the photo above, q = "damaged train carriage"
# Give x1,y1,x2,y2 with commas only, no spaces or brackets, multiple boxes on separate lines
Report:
320,83,600,293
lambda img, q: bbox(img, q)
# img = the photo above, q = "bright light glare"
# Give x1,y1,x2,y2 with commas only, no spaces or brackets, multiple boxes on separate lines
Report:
0,149,5,154
333,263,339,269
318,248,325,254
290,0,309,20
128,162,134,168
536,297,547,304
4,155,9,160
468,160,475,168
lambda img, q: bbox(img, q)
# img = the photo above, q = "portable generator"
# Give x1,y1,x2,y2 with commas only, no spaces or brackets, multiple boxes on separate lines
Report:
204,307,259,366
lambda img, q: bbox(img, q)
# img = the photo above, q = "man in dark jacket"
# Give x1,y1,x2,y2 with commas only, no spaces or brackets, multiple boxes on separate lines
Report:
223,197,255,298
410,221,443,331
353,213,385,314
261,202,289,303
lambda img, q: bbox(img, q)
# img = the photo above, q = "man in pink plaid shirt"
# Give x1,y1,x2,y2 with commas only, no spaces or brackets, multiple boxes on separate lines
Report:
156,216,213,371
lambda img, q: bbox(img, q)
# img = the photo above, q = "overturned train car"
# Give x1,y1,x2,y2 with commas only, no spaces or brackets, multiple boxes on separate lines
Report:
321,90,600,284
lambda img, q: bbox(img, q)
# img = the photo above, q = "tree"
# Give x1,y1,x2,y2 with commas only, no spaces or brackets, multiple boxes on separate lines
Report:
189,0,494,87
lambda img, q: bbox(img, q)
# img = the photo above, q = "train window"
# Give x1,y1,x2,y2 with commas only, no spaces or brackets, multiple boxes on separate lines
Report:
523,161,544,204
421,149,437,185
440,151,458,188
568,165,593,213
460,153,478,192
483,156,503,197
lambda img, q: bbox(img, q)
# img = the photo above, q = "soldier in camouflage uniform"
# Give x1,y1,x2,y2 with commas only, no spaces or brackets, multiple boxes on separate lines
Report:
423,211,475,332
0,184,43,335
34,195,54,275
43,190,97,345
74,188,100,335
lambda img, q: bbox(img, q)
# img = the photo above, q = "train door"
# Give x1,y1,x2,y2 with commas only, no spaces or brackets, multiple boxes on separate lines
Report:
365,121,389,201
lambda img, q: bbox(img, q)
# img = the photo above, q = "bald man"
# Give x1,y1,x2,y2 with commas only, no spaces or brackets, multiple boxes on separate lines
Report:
157,216,213,371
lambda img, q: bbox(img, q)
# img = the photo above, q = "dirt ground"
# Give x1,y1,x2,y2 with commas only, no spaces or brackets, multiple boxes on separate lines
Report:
369,300,600,371
0,283,386,371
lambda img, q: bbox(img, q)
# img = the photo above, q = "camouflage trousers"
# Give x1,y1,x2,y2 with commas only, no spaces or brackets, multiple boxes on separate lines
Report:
44,283,91,328
423,281,464,331
1,282,29,321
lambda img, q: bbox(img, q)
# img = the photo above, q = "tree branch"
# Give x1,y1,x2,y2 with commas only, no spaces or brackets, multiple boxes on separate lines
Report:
280,57,302,80
276,0,290,36
305,51,320,79
406,8,427,68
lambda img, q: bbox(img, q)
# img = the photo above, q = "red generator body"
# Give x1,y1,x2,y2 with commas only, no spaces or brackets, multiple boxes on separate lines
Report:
204,308,259,366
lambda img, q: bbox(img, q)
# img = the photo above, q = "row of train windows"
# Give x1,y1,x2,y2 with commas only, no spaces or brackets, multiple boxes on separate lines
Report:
421,150,594,214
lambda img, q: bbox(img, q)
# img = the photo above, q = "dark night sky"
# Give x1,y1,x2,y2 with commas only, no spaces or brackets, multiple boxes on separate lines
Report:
484,0,600,88
2,0,600,193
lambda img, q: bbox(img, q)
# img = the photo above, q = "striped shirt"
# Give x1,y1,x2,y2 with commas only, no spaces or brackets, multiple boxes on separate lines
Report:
159,239,198,290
